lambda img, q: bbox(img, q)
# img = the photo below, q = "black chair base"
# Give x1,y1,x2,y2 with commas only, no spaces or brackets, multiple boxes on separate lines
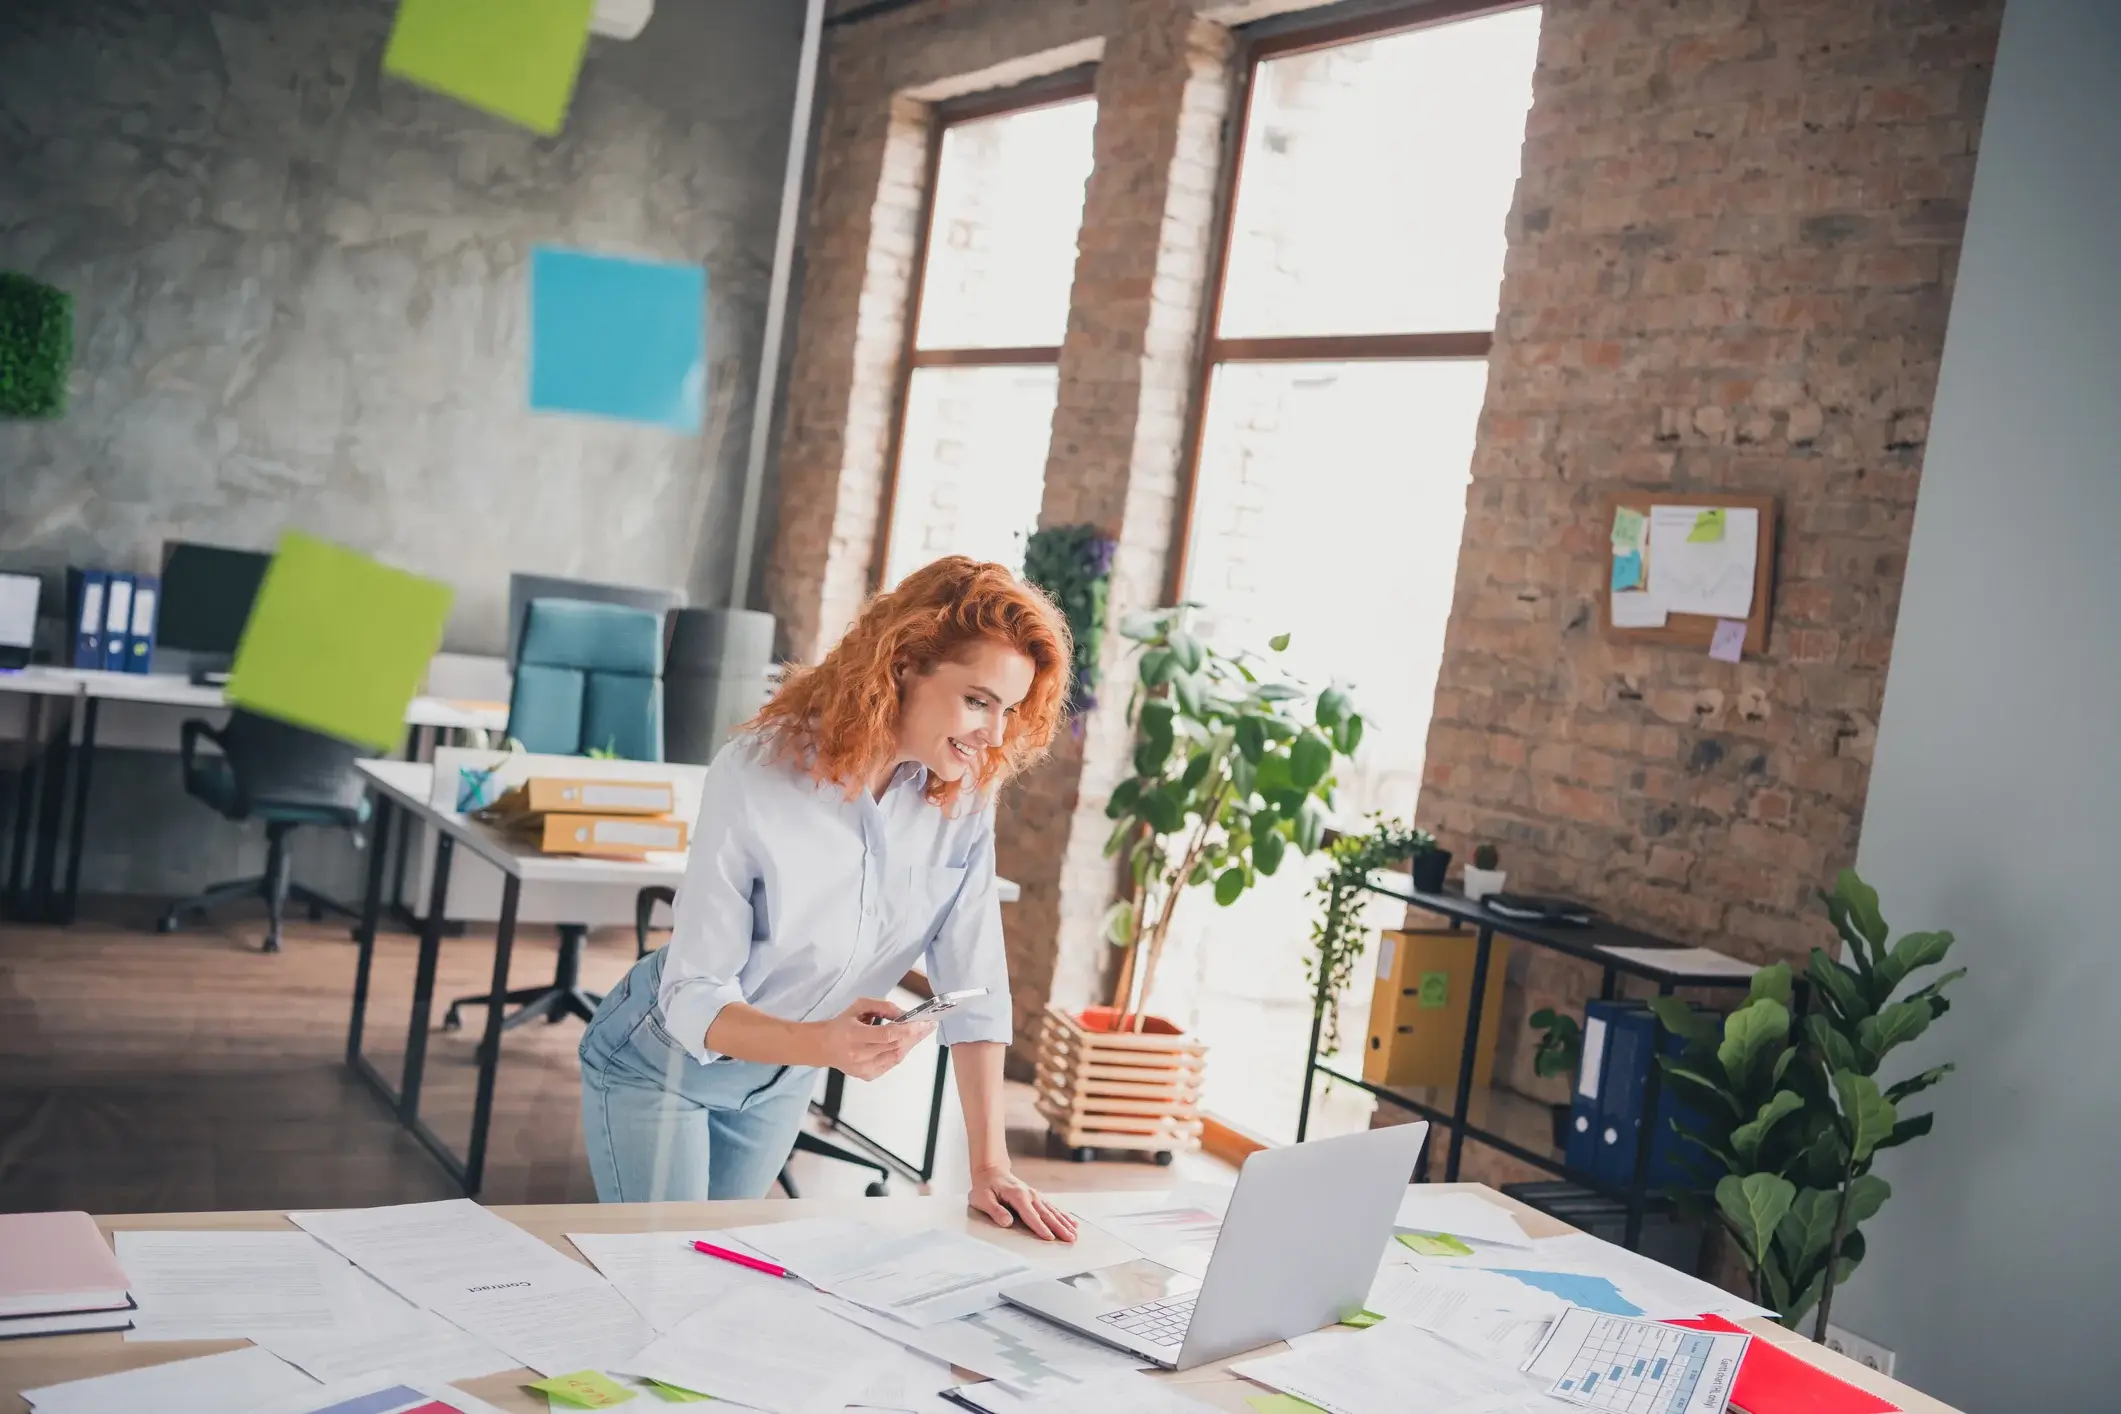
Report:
444,923,602,1034
157,822,356,953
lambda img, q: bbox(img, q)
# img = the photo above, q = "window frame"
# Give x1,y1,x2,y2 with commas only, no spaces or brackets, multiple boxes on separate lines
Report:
870,67,1101,590
1166,0,1537,601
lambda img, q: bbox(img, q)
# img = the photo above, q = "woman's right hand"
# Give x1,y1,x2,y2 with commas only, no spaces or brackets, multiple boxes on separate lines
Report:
809,998,934,1080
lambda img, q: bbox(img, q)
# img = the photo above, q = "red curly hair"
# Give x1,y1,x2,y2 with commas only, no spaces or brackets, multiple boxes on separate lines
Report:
747,556,1073,809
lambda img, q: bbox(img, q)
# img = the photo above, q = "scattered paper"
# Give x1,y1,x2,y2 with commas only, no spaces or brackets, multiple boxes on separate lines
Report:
1248,1397,1327,1414
1412,1233,1777,1322
1597,945,1758,979
567,1230,784,1332
261,1303,516,1387
1710,618,1747,663
1647,506,1757,619
728,1217,1042,1326
1688,508,1727,543
23,1347,318,1414
1397,1232,1473,1258
1608,591,1667,629
248,1376,517,1414
427,1279,657,1378
531,1369,638,1407
116,1230,356,1341
1235,1323,1557,1414
1524,1306,1749,1414
1069,1186,1231,1279
624,1282,893,1414
1609,507,1646,552
1013,1370,1222,1414
833,1300,1149,1396
1393,1191,1534,1248
1610,550,1643,592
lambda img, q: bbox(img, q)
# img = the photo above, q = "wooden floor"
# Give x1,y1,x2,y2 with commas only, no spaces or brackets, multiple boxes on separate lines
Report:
0,899,1227,1215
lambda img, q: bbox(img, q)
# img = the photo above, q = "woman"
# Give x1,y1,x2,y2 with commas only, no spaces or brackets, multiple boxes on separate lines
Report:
579,556,1079,1241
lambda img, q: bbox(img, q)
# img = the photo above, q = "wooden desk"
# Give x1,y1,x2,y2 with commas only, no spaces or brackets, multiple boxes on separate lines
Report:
0,1189,1956,1414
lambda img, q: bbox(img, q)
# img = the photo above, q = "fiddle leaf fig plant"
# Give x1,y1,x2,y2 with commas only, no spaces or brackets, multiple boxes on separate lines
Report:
1103,608,1362,1028
1653,868,1962,1337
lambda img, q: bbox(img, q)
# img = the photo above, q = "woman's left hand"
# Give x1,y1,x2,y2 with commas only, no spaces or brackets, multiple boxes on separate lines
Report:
968,1166,1079,1242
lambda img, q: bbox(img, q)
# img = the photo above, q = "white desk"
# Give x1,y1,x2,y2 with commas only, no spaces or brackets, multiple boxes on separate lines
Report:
348,759,1019,1196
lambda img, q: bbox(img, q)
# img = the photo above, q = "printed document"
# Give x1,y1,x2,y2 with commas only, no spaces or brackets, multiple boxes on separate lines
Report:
567,1229,783,1332
832,1298,1149,1395
1393,1191,1535,1248
22,1347,318,1414
1524,1306,1749,1414
624,1281,895,1414
115,1230,357,1341
1234,1323,1560,1414
727,1217,1043,1325
1070,1184,1233,1278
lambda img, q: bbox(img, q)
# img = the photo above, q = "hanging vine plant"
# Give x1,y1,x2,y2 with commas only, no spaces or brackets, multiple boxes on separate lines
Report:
1307,815,1433,1055
1022,524,1116,715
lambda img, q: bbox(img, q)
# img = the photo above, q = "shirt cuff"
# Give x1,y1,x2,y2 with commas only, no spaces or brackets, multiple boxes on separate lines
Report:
937,999,1012,1050
659,977,749,1064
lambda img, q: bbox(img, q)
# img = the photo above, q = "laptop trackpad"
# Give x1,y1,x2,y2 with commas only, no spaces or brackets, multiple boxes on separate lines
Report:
1060,1257,1200,1305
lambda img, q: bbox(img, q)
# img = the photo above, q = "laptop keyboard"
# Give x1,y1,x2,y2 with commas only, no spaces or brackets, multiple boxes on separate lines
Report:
1098,1295,1197,1348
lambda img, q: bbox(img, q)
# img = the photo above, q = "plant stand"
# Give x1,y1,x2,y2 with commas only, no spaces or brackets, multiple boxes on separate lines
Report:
1035,1005,1205,1164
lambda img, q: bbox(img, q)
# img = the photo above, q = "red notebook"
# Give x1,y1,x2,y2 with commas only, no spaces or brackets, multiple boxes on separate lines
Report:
0,1211,132,1318
1667,1315,1900,1414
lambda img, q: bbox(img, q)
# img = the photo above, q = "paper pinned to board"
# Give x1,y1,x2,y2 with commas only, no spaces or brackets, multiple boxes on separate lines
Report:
1609,591,1667,629
1647,506,1757,620
1610,550,1643,592
1609,507,1646,552
1710,618,1747,662
1688,508,1727,542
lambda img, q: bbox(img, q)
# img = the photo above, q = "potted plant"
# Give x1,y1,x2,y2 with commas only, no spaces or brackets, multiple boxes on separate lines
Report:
1463,842,1507,902
1410,838,1452,893
1307,815,1433,1056
1653,868,1963,1335
1529,1006,1583,1150
1036,611,1361,1162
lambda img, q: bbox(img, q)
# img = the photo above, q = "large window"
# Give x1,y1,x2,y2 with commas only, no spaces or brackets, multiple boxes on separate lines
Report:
1155,3,1543,1141
876,80,1098,589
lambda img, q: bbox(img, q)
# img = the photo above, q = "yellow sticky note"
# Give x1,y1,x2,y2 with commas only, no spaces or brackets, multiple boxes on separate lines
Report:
1248,1396,1328,1414
528,1370,637,1408
1340,1309,1386,1328
646,1380,712,1404
1688,507,1727,542
223,531,452,751
384,0,595,136
1397,1231,1474,1257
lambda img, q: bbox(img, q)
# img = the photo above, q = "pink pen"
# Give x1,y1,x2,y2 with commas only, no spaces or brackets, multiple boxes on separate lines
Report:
690,1239,793,1279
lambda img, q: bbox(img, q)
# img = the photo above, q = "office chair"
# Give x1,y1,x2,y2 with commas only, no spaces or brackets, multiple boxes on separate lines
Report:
635,884,891,1197
445,598,663,1035
159,709,367,953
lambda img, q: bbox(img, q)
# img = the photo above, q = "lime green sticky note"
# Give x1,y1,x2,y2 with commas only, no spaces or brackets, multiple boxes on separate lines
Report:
384,0,595,136
646,1381,712,1404
1398,1231,1474,1257
1340,1308,1386,1328
224,531,452,752
529,1370,637,1407
1688,507,1727,542
1247,1396,1328,1414
1610,506,1646,552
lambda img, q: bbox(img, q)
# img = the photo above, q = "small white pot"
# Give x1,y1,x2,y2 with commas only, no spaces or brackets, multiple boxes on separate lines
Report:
1463,866,1507,902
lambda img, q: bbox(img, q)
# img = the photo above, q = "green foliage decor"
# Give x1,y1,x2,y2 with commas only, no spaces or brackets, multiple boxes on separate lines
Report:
0,272,72,418
1021,525,1116,715
1529,1007,1583,1079
1306,816,1431,1054
1655,868,1962,1337
1103,610,1362,1027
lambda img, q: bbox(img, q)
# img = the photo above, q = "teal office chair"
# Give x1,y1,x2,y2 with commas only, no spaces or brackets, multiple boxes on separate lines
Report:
445,598,664,1034
159,709,368,952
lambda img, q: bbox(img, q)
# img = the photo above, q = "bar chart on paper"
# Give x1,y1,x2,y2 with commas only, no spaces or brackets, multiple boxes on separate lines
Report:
1527,1308,1749,1414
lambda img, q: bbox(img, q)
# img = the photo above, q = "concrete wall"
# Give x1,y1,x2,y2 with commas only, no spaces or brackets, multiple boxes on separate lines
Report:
1836,0,2121,1404
0,0,802,651
0,0,801,899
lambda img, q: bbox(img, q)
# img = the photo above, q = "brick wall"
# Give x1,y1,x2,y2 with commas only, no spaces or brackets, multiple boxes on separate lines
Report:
1419,0,2004,1108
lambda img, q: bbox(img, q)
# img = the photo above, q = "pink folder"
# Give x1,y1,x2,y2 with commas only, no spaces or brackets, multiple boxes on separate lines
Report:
0,1212,132,1317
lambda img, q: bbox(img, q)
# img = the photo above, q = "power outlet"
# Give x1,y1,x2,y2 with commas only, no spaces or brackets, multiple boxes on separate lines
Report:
1823,1324,1896,1378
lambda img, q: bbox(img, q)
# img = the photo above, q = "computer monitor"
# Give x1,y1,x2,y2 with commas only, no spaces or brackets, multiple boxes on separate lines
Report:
0,571,40,669
506,572,685,665
159,541,273,679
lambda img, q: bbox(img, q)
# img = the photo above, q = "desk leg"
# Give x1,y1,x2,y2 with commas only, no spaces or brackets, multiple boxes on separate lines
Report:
29,695,74,919
1294,916,1338,1145
388,725,422,918
348,797,394,1065
6,696,45,915
921,1044,949,1182
464,874,520,1197
399,832,455,1124
58,697,99,924
1599,967,1618,1002
1623,979,1677,1250
1444,925,1496,1182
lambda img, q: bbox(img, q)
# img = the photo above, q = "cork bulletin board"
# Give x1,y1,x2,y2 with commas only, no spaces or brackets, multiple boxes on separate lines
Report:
1600,491,1777,656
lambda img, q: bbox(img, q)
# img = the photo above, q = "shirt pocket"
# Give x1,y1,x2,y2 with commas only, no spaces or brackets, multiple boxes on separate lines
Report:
895,863,969,947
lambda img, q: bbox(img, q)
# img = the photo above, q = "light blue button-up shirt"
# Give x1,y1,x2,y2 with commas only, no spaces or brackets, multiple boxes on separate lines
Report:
657,734,1013,1063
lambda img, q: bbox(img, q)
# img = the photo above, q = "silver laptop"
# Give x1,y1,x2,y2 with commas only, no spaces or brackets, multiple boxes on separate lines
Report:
1001,1121,1427,1371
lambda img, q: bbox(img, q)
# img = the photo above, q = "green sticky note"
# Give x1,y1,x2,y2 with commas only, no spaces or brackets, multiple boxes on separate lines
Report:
224,531,452,752
1610,506,1646,551
1247,1396,1328,1414
646,1381,712,1404
384,0,595,136
1398,1231,1474,1257
1688,507,1727,542
1417,971,1449,1009
529,1370,637,1408
1340,1308,1386,1328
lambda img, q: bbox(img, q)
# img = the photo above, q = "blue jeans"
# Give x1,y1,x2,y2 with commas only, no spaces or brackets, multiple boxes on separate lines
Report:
578,948,816,1202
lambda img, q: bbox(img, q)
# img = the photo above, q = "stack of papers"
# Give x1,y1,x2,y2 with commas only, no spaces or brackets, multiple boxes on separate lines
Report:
0,1211,136,1338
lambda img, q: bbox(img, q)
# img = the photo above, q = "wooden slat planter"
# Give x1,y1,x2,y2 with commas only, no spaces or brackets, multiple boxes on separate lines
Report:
1035,1004,1206,1162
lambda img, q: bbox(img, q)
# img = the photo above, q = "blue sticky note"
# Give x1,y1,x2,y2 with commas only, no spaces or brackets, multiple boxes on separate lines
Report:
530,246,706,430
1611,549,1643,591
